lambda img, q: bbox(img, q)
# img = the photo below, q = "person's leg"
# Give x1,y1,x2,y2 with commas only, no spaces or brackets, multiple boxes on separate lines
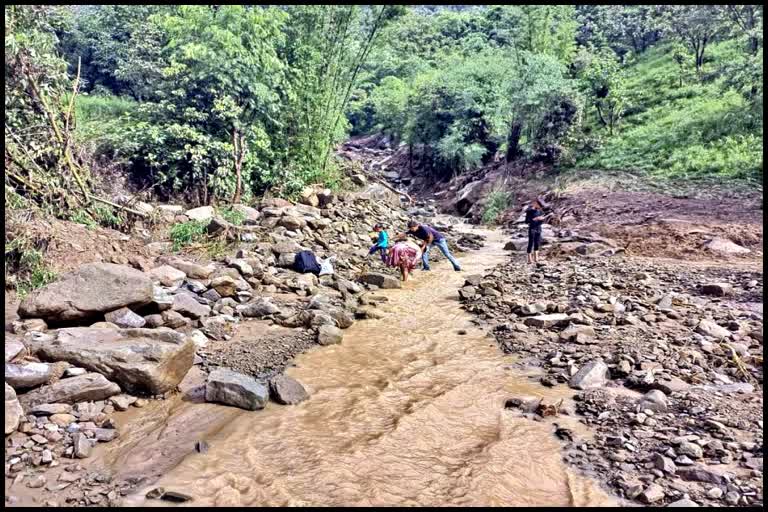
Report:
403,265,410,281
421,243,431,270
435,238,461,270
400,264,406,281
532,229,541,263
379,247,387,262
527,230,534,264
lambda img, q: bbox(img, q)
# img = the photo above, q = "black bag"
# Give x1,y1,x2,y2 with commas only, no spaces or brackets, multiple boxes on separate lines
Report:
293,250,321,274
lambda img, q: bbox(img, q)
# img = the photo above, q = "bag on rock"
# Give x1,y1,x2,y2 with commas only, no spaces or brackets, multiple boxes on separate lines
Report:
318,257,334,276
294,250,321,275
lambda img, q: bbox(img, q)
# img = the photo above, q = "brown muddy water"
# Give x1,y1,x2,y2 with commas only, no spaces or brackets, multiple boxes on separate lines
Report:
105,226,616,507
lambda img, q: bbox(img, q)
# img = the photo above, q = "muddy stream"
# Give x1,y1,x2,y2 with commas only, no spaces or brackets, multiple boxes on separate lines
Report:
93,225,616,507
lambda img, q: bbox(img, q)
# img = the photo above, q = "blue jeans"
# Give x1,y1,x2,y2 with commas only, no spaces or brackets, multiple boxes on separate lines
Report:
422,238,461,271
368,245,387,262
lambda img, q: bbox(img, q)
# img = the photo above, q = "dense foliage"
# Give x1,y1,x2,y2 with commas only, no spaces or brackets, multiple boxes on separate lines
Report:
5,5,763,219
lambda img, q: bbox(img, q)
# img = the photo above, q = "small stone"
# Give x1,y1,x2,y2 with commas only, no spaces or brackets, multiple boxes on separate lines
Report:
73,432,92,458
639,483,665,504
27,475,46,488
317,325,343,346
667,498,699,507
678,441,704,459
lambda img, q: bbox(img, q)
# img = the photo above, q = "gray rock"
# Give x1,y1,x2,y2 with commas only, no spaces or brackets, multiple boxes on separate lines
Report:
211,276,238,297
73,432,93,458
5,382,24,434
205,369,268,411
569,360,609,390
169,259,215,280
237,299,280,318
667,498,699,507
36,328,195,395
696,319,730,339
653,453,677,474
359,272,401,289
269,374,309,405
202,288,222,302
5,339,26,363
200,316,234,341
104,307,146,328
703,237,750,255
5,362,59,390
18,263,153,323
524,313,570,328
639,483,665,504
18,373,120,408
638,389,668,412
161,310,190,328
152,286,174,311
29,403,72,415
172,293,211,319
109,395,137,411
185,206,215,222
143,314,165,328
148,265,187,288
677,465,727,484
317,325,343,346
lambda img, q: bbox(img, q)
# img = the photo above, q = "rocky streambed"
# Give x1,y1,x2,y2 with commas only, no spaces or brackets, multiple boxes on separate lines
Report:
4,185,484,507
459,222,763,507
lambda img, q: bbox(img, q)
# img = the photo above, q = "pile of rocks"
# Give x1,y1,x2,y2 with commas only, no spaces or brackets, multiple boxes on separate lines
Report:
459,253,763,506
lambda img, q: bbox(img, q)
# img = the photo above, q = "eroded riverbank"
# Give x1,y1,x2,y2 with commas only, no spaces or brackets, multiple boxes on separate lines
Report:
105,226,616,506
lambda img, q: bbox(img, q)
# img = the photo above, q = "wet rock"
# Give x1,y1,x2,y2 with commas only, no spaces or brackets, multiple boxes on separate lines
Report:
104,307,146,328
359,272,401,289
317,325,343,346
5,362,60,390
569,360,609,390
18,373,120,408
148,265,187,288
695,319,730,339
18,263,153,323
269,374,309,405
36,328,195,395
205,369,268,411
701,283,733,296
5,382,24,434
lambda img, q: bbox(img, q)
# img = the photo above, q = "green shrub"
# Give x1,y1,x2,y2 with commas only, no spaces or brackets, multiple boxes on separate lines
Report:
5,239,57,298
481,188,512,224
220,207,245,226
169,220,209,251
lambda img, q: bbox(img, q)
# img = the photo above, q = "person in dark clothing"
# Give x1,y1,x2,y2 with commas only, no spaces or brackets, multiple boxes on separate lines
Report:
525,199,549,265
402,220,461,271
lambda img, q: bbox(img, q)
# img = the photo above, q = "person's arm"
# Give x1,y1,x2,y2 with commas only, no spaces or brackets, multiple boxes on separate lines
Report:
423,232,433,251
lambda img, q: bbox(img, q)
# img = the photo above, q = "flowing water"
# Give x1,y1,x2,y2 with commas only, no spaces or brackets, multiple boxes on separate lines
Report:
114,225,615,507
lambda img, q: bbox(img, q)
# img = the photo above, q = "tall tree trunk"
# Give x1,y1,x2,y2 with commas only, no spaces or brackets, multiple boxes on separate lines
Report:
506,123,523,161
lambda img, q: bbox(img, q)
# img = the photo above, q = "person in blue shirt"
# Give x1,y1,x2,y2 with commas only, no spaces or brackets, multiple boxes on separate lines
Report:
367,223,389,262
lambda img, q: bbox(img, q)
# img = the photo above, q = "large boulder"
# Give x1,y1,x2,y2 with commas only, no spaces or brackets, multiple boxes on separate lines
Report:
269,374,309,405
205,369,268,411
569,360,609,390
5,383,24,434
35,328,195,395
18,373,120,408
18,263,153,323
317,325,343,345
172,293,211,319
359,272,401,289
695,319,730,339
455,180,485,216
237,299,280,318
703,237,750,256
5,339,26,363
168,259,215,280
148,265,186,288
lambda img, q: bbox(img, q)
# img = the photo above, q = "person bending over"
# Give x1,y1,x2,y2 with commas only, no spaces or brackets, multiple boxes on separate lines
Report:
404,220,461,272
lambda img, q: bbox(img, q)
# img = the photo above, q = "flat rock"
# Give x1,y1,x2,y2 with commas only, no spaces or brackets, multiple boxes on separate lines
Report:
29,403,72,416
205,368,268,411
36,328,195,395
185,206,215,222
704,237,750,255
211,276,238,297
18,263,153,323
359,272,401,289
525,313,570,329
236,299,280,318
676,465,727,484
667,498,699,507
638,389,668,412
269,374,309,405
104,307,146,328
149,265,186,288
569,360,609,390
5,382,24,434
169,259,215,279
639,483,665,504
18,373,120,408
172,294,211,319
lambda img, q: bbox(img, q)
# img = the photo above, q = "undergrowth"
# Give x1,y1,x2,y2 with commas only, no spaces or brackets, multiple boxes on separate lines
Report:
169,220,209,251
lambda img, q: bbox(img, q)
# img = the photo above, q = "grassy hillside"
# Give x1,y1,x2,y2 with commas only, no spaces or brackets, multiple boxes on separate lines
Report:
575,41,762,183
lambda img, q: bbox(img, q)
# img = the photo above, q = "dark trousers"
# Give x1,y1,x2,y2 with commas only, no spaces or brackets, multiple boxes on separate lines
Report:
527,227,541,253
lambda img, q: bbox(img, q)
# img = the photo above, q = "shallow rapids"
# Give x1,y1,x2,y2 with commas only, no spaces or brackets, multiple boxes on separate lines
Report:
118,226,615,507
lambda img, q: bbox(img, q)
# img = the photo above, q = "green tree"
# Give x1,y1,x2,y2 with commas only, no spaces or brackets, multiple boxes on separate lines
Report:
576,48,628,136
661,5,727,75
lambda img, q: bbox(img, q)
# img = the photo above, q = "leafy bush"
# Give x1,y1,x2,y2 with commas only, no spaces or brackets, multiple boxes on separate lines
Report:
5,238,57,298
481,188,512,224
220,207,245,226
169,220,209,251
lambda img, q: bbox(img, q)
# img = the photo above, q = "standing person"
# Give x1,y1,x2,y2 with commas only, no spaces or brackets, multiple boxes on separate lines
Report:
404,220,461,272
367,223,389,262
525,199,549,265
